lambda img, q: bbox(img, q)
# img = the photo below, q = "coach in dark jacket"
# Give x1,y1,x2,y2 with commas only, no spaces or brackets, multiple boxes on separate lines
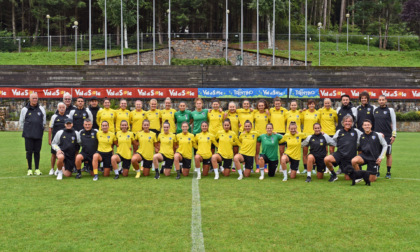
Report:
19,93,46,175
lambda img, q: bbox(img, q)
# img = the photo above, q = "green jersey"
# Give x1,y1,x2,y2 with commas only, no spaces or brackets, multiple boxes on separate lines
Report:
257,134,283,161
191,109,208,135
175,110,192,134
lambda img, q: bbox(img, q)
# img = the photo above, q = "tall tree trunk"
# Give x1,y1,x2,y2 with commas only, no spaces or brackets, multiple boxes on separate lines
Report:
323,0,327,28
157,0,163,45
351,0,355,28
116,26,120,46
21,0,25,33
313,0,318,26
267,15,271,49
12,1,16,43
327,0,332,29
339,0,346,33
252,9,257,41
222,5,226,40
378,14,382,49
124,23,128,48
32,17,39,45
383,8,390,49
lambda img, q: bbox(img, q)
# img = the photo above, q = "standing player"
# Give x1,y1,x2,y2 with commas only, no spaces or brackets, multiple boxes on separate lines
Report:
319,98,338,155
96,98,116,132
191,98,209,135
51,118,80,180
373,95,397,178
269,97,288,157
194,121,218,179
88,96,101,130
175,101,193,134
224,102,240,171
237,99,254,133
130,100,146,153
301,99,320,174
153,121,177,178
49,103,67,175
75,119,98,178
233,120,259,180
161,98,177,133
111,120,135,179
351,119,388,182
257,123,283,180
324,115,363,182
208,98,224,154
174,122,196,179
356,91,376,130
131,120,159,178
336,94,357,130
92,121,116,181
279,122,306,180
254,99,270,173
146,99,162,136
285,100,302,174
301,123,335,182
19,93,46,176
115,99,131,132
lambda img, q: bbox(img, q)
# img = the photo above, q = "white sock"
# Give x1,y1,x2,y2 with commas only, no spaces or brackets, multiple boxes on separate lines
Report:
118,163,122,169
140,161,143,166
238,169,243,176
214,168,219,177
307,171,311,177
152,163,155,169
195,168,201,174
114,169,119,175
232,163,236,168
100,162,103,167
260,168,264,176
282,170,287,177
135,169,139,172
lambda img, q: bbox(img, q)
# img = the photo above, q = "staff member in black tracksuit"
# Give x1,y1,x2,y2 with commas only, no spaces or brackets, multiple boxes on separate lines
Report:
324,115,363,182
19,93,46,176
374,95,397,179
88,96,101,130
68,97,93,131
75,119,98,179
58,93,76,115
336,94,358,130
351,119,388,182
48,102,68,176
356,91,376,130
302,123,335,183
51,118,80,180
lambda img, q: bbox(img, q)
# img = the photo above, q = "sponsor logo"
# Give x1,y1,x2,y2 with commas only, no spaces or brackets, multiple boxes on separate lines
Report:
234,89,254,96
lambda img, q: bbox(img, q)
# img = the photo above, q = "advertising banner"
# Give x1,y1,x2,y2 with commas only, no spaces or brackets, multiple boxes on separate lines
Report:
289,88,320,98
198,88,288,98
0,87,72,99
318,88,420,100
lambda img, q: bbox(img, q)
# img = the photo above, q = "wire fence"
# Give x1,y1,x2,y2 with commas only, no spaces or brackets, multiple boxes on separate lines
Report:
0,33,418,53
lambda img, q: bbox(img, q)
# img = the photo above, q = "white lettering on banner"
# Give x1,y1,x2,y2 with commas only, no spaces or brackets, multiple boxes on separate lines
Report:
0,90,7,96
412,91,420,97
74,89,100,97
381,90,406,97
11,89,30,96
262,89,285,96
233,89,253,96
350,90,359,97
42,89,60,96
320,90,337,97
137,89,163,97
293,89,316,96
201,90,224,96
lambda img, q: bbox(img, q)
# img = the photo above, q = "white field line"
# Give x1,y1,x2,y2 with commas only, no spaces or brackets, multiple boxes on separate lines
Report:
191,172,205,252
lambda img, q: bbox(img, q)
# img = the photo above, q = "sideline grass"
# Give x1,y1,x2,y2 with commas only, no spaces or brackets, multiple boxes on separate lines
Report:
0,132,419,251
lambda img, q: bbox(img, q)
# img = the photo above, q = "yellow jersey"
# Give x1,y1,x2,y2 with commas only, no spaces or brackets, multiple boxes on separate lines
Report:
97,108,116,132
253,111,270,134
130,109,147,133
269,107,288,134
145,109,161,130
97,131,116,152
302,110,320,137
157,133,176,159
279,132,305,160
238,130,259,156
225,111,240,135
176,132,195,159
215,130,239,159
194,132,218,159
285,110,302,133
135,130,157,160
319,108,338,136
160,108,177,133
115,130,134,159
236,108,254,132
115,109,132,132
208,109,224,136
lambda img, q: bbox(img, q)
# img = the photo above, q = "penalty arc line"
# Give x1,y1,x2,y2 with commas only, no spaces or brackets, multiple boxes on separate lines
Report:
191,172,205,252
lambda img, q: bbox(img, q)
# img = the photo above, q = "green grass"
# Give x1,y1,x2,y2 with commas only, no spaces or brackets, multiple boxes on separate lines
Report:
0,132,419,251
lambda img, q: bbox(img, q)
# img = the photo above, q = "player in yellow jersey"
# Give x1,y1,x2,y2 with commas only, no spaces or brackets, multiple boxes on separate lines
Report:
236,99,254,133
194,121,218,179
279,122,306,181
319,98,338,155
211,119,239,179
111,120,135,179
146,99,162,136
301,99,320,174
254,99,270,173
174,122,196,179
153,121,177,178
269,97,288,158
92,121,117,181
96,98,116,132
131,119,158,178
207,98,223,153
285,100,302,133
130,100,146,153
115,99,132,132
223,102,240,171
233,120,259,180
160,97,177,133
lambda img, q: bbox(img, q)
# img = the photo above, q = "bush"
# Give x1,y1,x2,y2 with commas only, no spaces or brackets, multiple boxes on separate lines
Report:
46,111,55,121
171,58,232,66
396,111,420,122
0,30,18,52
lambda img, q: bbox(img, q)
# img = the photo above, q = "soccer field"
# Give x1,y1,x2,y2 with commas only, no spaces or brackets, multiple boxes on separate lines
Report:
0,132,419,251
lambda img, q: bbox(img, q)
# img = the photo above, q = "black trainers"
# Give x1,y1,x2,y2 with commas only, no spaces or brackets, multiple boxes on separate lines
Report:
385,172,391,179
377,172,380,177
155,172,160,179
328,174,338,182
114,174,119,179
93,175,99,181
176,174,181,180
305,176,312,183
75,174,82,179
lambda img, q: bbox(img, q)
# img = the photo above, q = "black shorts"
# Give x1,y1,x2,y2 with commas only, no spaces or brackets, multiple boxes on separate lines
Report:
211,143,216,150
161,154,174,169
177,153,192,169
137,153,153,169
310,154,326,173
96,151,112,168
239,154,254,169
63,153,76,172
259,154,278,171
284,155,300,171
25,138,42,153
383,136,393,155
202,158,211,165
216,154,232,169
150,129,160,137
118,154,131,169
80,152,94,163
332,152,352,169
51,147,56,155
359,154,379,175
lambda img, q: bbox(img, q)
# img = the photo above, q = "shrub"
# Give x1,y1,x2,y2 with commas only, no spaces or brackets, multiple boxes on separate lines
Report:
396,111,420,122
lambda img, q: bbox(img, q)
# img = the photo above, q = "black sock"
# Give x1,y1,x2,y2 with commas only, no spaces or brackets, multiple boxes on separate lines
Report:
155,168,159,175
77,169,82,175
176,169,181,176
34,152,40,170
304,164,307,170
26,152,32,170
387,166,391,173
331,170,336,176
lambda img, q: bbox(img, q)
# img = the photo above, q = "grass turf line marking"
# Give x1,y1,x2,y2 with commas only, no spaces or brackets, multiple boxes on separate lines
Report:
191,172,205,252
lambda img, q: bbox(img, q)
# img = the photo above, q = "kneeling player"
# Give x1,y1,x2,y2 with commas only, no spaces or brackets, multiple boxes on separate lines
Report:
257,123,283,180
174,122,196,179
75,119,98,178
153,121,176,179
279,122,305,180
211,119,238,179
233,120,259,180
51,118,80,180
92,121,116,181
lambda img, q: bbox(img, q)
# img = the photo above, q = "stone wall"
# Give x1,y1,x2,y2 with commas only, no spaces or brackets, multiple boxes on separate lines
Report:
226,48,307,66
89,48,172,66
172,39,224,59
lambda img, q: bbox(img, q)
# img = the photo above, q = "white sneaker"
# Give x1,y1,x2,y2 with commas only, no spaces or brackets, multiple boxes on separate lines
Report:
56,172,63,180
54,169,59,176
214,173,219,180
197,173,201,180
312,170,316,175
259,175,264,180
288,170,291,174
220,166,224,172
49,168,55,175
302,169,307,174
238,174,243,180
355,178,363,184
282,177,287,182
296,170,300,174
